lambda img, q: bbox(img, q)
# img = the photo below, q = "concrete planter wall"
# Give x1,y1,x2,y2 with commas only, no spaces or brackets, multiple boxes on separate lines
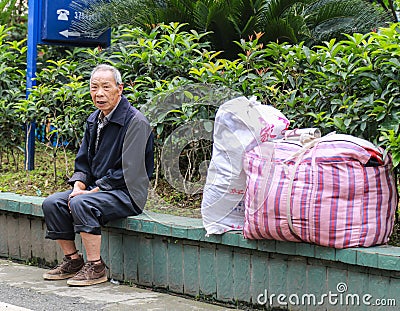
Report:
1,192,399,310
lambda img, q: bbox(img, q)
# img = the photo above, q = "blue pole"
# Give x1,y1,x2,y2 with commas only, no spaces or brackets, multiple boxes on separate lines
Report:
25,0,39,170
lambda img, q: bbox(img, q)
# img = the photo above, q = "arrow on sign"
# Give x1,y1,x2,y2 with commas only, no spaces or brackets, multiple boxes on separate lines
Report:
59,30,81,38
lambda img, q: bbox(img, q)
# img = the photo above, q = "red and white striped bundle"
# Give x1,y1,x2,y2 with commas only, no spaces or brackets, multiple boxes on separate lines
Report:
243,134,398,248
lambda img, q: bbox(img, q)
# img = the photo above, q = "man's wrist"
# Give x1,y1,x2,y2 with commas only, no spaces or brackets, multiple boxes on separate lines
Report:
73,180,86,191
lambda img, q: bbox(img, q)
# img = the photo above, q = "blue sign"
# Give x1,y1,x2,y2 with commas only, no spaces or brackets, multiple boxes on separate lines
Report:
40,0,110,47
25,0,111,170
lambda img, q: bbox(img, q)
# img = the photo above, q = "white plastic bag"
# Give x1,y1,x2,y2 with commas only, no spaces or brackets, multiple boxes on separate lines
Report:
201,96,289,235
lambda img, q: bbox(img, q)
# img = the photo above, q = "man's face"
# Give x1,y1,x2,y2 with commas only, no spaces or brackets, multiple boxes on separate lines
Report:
90,69,123,116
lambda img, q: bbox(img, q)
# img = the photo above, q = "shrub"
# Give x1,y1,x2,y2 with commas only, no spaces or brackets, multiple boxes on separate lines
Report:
0,25,27,160
229,25,400,165
1,22,399,181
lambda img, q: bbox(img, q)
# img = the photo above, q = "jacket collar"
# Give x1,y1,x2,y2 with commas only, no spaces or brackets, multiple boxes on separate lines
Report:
88,96,131,126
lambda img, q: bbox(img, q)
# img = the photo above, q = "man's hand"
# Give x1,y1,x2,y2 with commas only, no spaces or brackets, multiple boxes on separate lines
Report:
68,181,101,210
70,182,101,199
69,180,87,199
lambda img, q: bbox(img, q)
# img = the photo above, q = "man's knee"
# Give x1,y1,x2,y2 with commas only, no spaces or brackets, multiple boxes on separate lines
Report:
69,195,100,221
69,196,89,213
42,194,60,216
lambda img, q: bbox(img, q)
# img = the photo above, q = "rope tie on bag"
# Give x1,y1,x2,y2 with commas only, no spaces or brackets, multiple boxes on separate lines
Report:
282,136,324,238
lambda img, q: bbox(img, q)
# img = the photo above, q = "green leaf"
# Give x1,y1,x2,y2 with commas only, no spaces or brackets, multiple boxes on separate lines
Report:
203,121,213,132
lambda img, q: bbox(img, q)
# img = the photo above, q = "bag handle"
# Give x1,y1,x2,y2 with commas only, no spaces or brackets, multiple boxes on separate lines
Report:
283,136,322,238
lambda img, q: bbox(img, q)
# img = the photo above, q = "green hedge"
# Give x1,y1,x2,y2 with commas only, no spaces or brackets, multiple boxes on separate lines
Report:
1,22,399,171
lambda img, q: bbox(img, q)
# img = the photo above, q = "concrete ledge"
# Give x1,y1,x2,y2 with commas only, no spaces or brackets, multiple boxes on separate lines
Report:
1,192,400,310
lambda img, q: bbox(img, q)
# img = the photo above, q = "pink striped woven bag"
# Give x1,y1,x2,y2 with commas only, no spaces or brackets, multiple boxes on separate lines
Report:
243,134,398,248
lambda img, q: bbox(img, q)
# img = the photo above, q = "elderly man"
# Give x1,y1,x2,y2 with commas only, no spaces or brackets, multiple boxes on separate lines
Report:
42,64,153,286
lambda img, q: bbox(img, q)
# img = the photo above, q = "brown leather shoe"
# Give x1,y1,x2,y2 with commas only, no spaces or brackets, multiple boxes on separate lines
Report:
43,253,84,280
67,258,108,286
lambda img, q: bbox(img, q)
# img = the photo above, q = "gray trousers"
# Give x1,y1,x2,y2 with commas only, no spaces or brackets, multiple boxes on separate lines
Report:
42,189,140,240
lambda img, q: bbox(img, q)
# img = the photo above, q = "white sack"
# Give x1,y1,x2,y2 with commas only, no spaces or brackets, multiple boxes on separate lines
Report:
201,96,289,235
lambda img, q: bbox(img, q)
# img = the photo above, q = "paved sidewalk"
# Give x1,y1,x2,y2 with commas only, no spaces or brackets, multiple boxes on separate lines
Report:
0,259,238,311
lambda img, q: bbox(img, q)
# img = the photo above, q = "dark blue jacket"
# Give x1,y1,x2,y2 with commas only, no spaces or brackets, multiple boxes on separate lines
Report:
68,96,154,211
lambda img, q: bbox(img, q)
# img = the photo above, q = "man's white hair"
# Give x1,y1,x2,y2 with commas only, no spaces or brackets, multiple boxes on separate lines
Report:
90,64,122,85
